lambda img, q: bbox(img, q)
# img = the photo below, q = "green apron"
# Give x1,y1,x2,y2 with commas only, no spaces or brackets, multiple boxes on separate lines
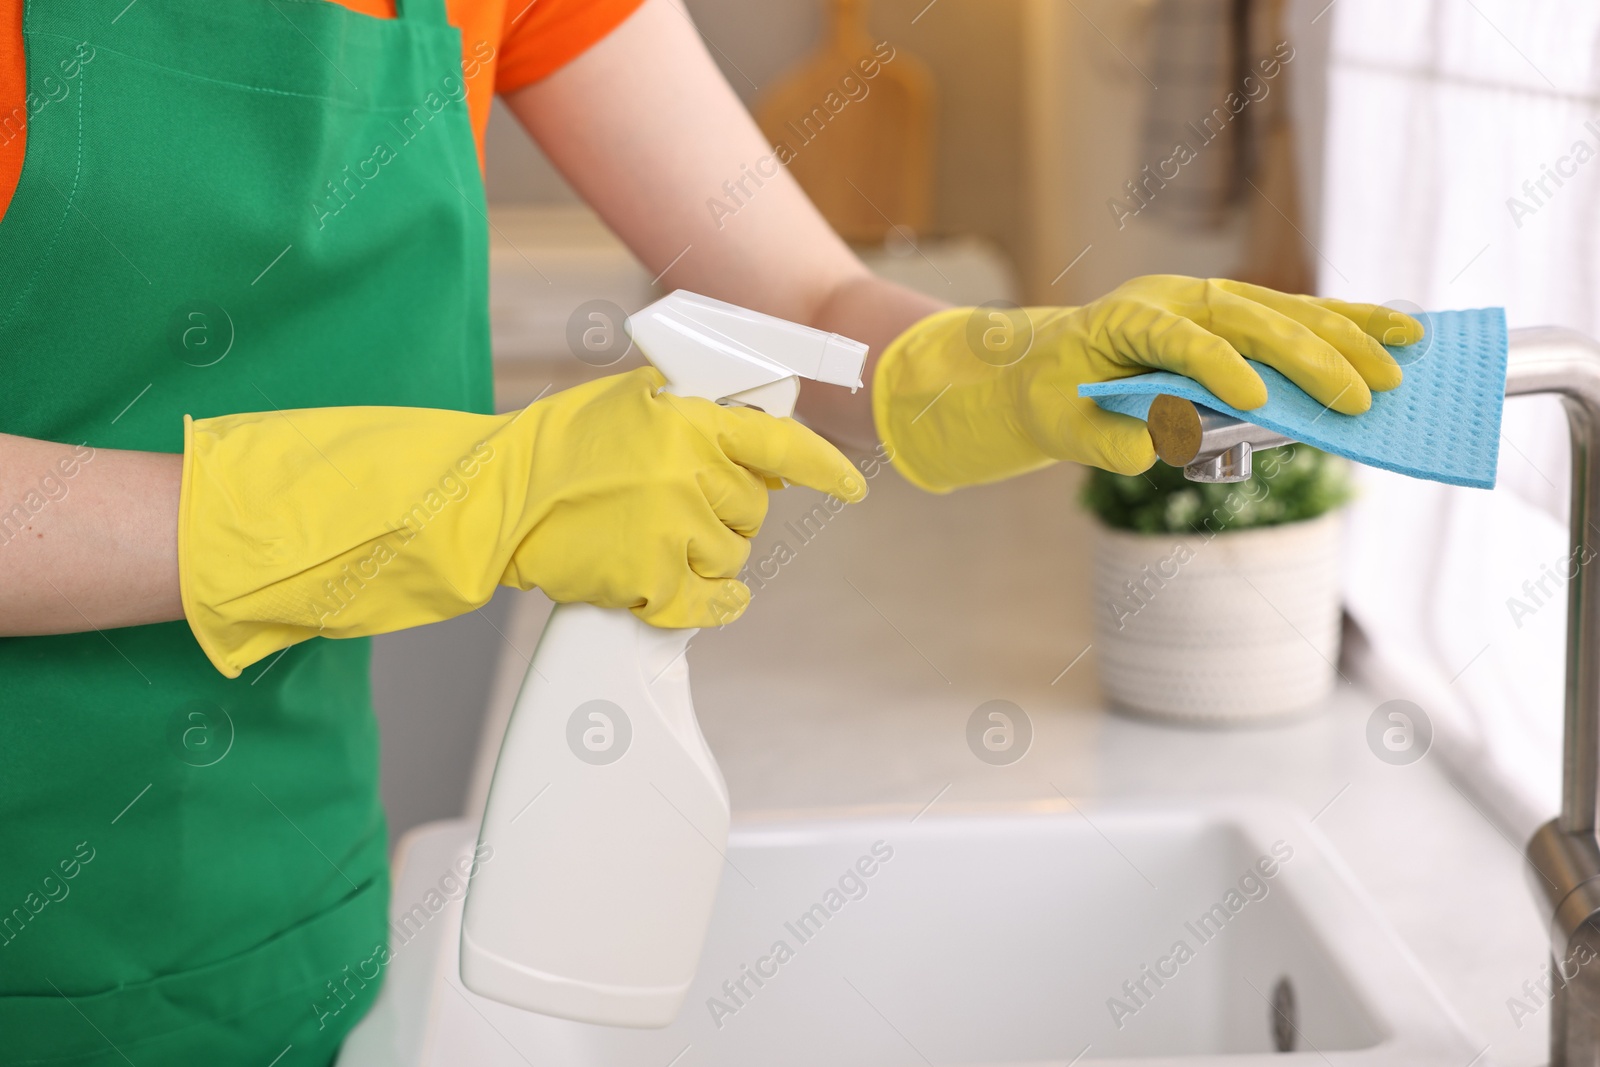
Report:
0,0,491,1062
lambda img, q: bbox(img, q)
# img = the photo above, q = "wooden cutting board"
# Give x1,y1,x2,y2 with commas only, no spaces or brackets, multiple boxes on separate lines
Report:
754,0,935,244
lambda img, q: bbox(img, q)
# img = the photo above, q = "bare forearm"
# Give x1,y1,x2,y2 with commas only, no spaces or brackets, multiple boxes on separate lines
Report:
506,0,944,453
0,433,181,634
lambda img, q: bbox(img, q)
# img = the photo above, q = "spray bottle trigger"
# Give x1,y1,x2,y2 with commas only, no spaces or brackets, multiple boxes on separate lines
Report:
724,377,801,418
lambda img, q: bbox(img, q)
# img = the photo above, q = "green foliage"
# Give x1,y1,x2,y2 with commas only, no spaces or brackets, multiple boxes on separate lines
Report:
1079,445,1353,535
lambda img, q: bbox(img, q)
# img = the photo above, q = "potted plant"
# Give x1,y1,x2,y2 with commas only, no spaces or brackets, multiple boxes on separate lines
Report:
1078,445,1353,723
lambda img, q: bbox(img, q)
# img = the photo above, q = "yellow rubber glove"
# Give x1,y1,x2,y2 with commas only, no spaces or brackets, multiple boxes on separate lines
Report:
180,367,866,677
873,275,1424,490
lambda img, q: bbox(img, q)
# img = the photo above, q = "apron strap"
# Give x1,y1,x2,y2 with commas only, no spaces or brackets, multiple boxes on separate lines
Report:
395,0,450,25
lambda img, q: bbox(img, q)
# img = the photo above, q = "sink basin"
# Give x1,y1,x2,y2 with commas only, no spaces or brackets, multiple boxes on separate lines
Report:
337,800,1478,1066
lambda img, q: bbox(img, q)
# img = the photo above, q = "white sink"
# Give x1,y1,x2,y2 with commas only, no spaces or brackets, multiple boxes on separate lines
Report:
337,800,1479,1066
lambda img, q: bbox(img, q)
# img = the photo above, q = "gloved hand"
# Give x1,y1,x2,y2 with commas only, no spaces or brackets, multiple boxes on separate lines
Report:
181,367,865,677
872,275,1424,490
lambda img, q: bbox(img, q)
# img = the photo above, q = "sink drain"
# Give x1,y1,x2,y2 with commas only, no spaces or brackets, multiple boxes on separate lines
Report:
1270,976,1297,1052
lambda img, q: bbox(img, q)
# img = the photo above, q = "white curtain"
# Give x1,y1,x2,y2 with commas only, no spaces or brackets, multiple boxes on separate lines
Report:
1323,0,1600,836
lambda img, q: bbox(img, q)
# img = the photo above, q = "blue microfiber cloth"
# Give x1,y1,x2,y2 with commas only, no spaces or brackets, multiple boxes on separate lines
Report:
1077,308,1509,489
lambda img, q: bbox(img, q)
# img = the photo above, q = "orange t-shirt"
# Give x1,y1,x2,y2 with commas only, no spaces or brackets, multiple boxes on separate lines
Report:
0,0,645,217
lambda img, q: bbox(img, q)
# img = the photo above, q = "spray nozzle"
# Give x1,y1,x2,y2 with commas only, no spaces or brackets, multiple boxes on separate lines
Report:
625,290,869,418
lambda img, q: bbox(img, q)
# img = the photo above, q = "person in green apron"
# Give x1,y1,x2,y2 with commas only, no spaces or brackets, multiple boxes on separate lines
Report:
0,0,1419,1063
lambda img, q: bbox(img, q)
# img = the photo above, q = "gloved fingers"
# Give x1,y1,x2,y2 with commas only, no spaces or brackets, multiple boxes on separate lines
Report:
634,576,753,628
1032,389,1157,475
508,526,751,625
631,495,753,624
684,515,753,580
680,398,868,502
1099,306,1270,411
1193,286,1372,415
1305,296,1426,349
697,464,770,537
1216,280,1402,393
1072,404,1158,475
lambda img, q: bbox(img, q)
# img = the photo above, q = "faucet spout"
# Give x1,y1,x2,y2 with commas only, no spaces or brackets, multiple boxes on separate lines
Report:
1507,327,1600,1066
1145,394,1295,483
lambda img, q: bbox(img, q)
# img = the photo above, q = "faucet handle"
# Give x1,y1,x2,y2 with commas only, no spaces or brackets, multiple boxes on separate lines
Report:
1145,395,1295,483
1183,446,1263,483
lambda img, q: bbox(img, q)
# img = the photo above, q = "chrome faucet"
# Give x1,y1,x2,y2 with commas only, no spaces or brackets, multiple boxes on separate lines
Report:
1147,328,1600,1063
1145,393,1292,482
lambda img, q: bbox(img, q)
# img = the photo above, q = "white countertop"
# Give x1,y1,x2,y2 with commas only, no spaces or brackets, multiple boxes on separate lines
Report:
665,461,1552,1065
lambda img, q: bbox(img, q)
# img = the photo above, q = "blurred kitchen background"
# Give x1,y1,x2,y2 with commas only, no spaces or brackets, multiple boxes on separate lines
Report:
374,0,1338,844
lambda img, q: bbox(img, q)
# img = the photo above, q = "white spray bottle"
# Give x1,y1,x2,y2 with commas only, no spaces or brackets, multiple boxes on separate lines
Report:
459,291,868,1027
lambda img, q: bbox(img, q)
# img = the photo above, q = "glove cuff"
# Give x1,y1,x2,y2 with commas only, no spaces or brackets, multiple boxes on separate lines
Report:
874,306,1066,493
872,307,975,494
179,405,524,677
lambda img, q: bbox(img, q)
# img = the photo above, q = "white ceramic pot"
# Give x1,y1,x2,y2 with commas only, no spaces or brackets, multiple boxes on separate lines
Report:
1091,512,1343,724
